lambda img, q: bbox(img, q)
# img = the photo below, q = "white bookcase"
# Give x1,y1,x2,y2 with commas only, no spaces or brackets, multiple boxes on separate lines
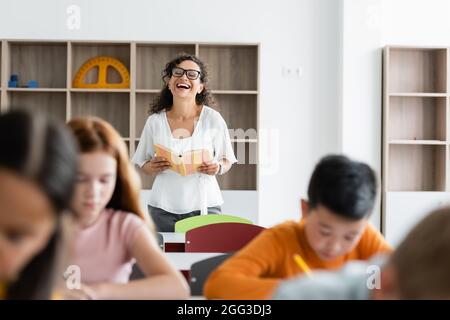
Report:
382,46,450,245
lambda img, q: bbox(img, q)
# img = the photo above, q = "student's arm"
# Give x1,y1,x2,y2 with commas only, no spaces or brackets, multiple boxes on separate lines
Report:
204,229,285,300
88,227,190,300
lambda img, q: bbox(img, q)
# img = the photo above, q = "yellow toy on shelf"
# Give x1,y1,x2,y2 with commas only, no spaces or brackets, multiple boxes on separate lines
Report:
72,56,130,89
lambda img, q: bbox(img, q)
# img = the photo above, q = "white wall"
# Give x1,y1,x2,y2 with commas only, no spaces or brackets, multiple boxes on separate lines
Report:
0,0,342,228
341,0,383,229
341,0,450,233
381,0,450,45
341,0,450,162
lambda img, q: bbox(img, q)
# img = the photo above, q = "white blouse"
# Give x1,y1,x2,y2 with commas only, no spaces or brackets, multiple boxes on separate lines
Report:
132,106,237,214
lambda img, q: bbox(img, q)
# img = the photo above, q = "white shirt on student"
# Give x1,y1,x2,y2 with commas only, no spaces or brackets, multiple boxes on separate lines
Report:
132,106,237,214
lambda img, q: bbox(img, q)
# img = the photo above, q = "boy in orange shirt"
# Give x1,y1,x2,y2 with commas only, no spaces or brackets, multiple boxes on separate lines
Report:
204,155,392,299
274,207,450,300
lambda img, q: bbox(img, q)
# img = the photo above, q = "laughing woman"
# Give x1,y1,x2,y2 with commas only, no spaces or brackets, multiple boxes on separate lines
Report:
132,54,237,232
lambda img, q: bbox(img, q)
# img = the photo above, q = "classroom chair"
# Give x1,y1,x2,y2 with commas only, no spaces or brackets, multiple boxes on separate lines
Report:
156,232,164,251
190,253,233,296
174,214,253,233
185,222,265,253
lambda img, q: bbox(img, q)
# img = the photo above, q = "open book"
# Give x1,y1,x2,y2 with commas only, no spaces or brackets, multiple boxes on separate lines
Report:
154,143,213,176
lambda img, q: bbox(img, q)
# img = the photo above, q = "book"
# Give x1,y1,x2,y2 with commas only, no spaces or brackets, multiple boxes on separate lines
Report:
154,143,213,176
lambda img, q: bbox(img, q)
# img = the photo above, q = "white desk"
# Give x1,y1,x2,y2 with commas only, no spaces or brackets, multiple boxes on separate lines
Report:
159,232,185,243
189,296,206,300
165,252,223,270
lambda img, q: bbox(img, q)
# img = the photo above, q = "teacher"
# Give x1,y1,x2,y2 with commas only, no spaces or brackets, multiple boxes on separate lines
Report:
132,54,237,232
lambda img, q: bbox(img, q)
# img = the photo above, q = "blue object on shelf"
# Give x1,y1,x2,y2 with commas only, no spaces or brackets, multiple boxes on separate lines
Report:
27,80,39,88
8,80,18,88
8,74,19,87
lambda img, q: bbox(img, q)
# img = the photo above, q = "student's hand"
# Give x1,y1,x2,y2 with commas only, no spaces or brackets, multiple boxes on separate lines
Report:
198,161,220,176
62,284,98,300
144,157,171,174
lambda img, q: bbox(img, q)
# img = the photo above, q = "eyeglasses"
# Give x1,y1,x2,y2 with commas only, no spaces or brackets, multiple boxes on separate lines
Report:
171,67,201,80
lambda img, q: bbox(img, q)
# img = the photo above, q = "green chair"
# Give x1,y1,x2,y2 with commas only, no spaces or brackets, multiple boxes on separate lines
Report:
174,214,253,233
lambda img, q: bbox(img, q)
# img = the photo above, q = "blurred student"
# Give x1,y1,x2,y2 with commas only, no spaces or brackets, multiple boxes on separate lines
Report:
204,155,392,299
0,110,78,299
65,117,189,300
274,207,450,299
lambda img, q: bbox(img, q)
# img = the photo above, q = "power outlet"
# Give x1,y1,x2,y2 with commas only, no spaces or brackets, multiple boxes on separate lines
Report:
282,66,302,78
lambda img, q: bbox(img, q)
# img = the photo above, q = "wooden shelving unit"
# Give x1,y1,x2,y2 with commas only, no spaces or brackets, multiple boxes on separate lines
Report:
383,46,450,243
383,46,449,193
0,40,259,192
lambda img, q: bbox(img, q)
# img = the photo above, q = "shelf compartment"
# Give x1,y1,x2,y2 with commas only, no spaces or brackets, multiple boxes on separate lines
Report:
9,42,67,88
388,144,446,191
71,43,131,87
9,91,66,122
388,96,446,141
71,92,130,137
388,48,447,93
214,94,257,132
199,45,257,91
217,163,257,191
218,141,257,190
135,93,158,137
136,44,196,90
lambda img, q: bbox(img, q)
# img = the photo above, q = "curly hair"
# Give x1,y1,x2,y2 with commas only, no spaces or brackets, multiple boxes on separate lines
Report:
150,54,216,114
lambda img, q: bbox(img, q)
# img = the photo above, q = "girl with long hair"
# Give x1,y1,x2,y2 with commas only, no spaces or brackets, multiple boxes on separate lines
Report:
66,117,189,299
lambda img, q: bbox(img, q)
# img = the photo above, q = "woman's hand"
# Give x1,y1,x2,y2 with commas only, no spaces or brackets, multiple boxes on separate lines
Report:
198,161,220,176
143,157,171,175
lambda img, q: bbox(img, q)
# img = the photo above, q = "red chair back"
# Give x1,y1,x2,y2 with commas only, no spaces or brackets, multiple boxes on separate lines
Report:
185,222,265,253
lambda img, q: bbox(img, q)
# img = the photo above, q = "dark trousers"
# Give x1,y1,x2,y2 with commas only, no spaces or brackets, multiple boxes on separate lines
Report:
148,205,221,232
